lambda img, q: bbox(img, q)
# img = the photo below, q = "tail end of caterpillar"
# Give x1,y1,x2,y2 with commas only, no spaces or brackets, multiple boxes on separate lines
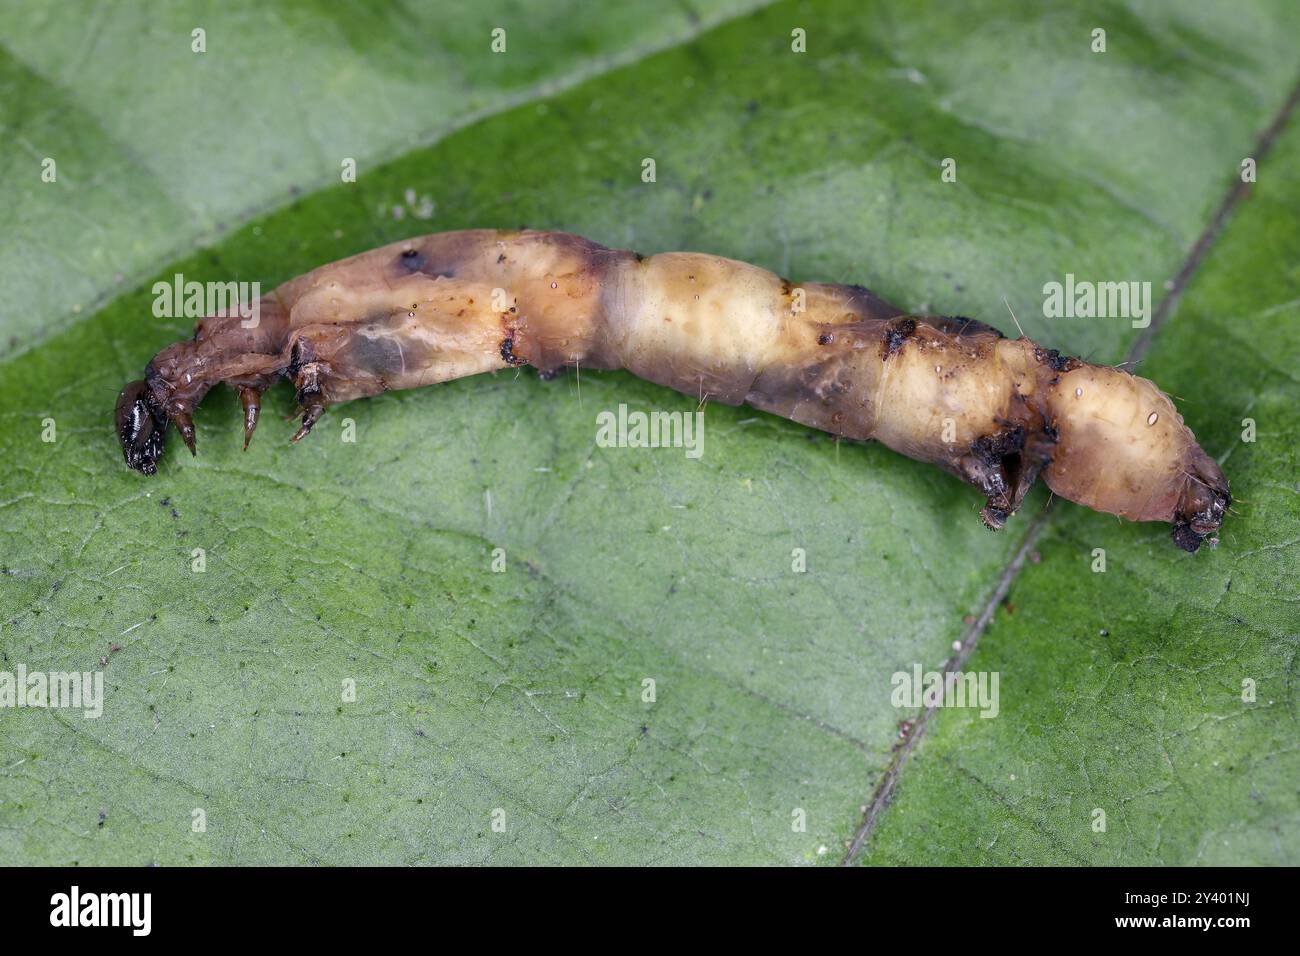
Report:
1038,362,1231,552
115,379,168,475
1170,447,1231,552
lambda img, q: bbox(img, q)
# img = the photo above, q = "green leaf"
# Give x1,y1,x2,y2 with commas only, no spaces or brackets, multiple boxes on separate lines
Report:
1,0,1297,865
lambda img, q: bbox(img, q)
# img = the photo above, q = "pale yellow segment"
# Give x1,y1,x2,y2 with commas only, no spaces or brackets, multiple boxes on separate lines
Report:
870,331,1015,461
1044,364,1190,521
609,252,792,400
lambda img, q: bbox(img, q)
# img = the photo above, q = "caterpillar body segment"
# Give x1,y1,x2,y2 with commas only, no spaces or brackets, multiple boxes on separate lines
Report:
116,230,1229,551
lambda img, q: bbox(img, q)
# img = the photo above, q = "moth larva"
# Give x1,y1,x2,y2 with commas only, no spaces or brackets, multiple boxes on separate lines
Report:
116,230,1230,551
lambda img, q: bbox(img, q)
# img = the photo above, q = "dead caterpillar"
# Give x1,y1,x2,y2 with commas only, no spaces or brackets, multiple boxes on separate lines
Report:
116,230,1230,551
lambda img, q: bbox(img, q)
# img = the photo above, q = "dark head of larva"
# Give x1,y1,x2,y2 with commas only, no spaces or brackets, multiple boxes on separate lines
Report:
115,379,168,475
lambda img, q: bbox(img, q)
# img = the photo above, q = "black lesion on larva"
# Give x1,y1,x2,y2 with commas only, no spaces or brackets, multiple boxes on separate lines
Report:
397,248,426,272
817,332,834,346
500,335,528,367
1033,346,1082,372
395,247,456,279
971,425,1026,465
881,318,918,359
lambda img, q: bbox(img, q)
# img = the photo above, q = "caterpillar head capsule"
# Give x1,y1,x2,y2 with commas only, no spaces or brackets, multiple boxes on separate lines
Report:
115,379,168,475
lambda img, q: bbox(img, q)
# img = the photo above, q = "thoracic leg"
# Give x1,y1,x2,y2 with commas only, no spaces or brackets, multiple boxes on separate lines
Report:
281,323,393,442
